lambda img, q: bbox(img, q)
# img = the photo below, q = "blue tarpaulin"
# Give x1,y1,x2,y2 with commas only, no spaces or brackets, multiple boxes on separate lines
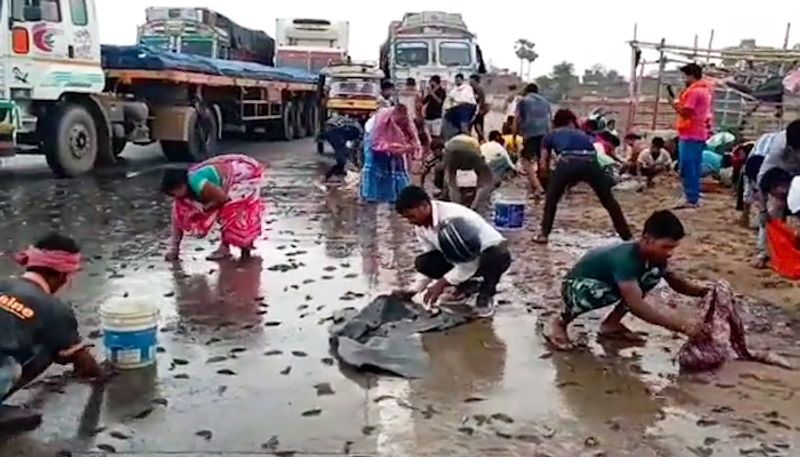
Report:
101,45,318,84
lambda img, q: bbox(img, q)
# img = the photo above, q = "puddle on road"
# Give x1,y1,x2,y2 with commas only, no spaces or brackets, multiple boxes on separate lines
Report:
0,144,798,456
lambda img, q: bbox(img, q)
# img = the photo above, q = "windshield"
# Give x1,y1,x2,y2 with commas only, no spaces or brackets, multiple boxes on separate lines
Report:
180,39,214,58
330,81,379,98
140,36,172,52
395,41,429,67
439,42,471,67
310,54,338,73
277,53,309,71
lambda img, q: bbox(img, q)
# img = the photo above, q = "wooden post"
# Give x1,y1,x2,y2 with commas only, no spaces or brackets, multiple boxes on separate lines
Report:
783,23,792,50
626,23,639,134
652,38,667,130
693,34,699,60
706,30,715,63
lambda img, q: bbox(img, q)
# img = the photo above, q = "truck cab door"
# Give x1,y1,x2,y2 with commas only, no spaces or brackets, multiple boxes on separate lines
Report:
65,0,100,64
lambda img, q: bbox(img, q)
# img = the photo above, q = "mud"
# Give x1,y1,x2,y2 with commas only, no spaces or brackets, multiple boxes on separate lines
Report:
0,137,797,456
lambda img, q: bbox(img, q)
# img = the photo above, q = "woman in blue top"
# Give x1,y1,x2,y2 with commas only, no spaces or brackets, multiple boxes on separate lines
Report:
535,109,632,244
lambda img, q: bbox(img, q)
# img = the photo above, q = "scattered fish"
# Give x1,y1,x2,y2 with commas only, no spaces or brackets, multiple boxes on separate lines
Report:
195,430,213,441
301,408,322,417
132,407,154,419
217,369,237,376
314,383,335,396
280,366,292,375
96,444,117,453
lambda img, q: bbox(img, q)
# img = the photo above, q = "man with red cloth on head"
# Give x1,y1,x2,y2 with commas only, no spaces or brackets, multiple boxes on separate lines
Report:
0,233,102,431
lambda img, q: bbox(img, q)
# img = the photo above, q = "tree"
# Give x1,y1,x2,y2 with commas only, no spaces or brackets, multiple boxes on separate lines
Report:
551,61,577,101
514,39,539,81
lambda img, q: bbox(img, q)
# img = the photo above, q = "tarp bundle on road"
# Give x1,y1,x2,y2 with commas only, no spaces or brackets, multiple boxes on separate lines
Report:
101,45,318,84
329,293,473,378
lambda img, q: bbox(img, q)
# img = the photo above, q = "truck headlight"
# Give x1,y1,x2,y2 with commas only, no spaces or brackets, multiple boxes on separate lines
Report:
10,89,32,100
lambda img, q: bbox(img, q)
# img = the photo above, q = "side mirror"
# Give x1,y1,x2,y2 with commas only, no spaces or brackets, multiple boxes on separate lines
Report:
23,6,42,22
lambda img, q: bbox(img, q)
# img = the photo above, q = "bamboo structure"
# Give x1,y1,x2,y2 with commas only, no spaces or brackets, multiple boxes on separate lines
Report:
626,24,800,137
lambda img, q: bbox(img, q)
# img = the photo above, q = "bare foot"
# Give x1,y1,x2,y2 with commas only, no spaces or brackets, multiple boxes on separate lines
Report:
206,247,231,261
544,316,572,351
751,257,769,269
240,247,253,260
598,321,647,343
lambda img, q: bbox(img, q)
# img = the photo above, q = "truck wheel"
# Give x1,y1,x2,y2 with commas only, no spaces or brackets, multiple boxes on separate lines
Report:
112,139,127,158
307,104,319,137
43,104,99,177
280,101,295,141
295,101,308,139
161,108,217,162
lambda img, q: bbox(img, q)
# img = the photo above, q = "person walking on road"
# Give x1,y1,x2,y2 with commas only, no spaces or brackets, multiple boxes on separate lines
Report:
534,109,632,244
514,83,551,196
422,75,447,138
379,80,397,108
444,74,477,136
323,113,364,182
161,154,266,261
469,74,489,142
544,210,708,350
670,63,713,209
361,106,421,203
0,233,104,431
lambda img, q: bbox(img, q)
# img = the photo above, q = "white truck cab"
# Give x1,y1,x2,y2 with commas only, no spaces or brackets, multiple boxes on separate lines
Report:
0,0,111,175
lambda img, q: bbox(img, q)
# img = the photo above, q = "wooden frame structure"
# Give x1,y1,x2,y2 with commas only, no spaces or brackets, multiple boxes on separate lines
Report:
626,23,800,137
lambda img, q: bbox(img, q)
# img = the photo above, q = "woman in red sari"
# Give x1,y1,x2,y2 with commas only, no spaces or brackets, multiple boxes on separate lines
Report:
161,154,265,261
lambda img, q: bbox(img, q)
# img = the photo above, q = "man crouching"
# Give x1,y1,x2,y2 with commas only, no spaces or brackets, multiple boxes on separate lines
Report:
545,210,709,350
395,186,511,317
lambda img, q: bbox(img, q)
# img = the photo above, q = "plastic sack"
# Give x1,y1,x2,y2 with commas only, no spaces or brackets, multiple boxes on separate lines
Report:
766,220,800,280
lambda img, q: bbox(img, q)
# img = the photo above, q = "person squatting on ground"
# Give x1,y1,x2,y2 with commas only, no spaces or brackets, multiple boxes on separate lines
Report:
395,186,512,318
323,113,364,182
670,63,713,209
545,210,709,350
752,121,800,267
534,109,632,244
0,234,103,431
161,154,266,261
481,131,517,185
637,137,673,187
445,74,478,136
360,106,421,204
419,138,446,195
469,74,489,142
442,134,495,211
514,83,551,196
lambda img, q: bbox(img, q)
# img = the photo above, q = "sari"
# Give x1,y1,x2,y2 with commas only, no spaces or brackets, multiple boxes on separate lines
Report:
361,108,421,203
172,154,265,248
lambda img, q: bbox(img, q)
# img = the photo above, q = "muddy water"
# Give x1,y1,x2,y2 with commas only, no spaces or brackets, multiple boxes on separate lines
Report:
0,139,798,456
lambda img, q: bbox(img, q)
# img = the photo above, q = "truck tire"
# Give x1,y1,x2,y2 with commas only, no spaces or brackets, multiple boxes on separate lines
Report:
279,101,295,141
307,104,319,137
294,101,308,139
43,104,99,178
161,108,217,162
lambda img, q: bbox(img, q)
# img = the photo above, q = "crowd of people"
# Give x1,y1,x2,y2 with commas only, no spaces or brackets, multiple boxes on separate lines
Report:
3,64,800,432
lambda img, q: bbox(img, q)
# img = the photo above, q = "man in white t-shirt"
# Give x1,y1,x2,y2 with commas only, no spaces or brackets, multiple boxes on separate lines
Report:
636,137,673,186
395,186,511,317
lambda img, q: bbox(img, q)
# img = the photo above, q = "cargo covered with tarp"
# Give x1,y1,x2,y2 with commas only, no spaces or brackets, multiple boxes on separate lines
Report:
101,45,317,84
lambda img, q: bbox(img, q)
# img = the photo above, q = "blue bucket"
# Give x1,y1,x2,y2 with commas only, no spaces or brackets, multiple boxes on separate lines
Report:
494,200,525,230
101,302,159,369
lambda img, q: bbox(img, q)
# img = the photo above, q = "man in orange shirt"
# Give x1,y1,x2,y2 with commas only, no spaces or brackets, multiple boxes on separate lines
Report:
670,63,713,208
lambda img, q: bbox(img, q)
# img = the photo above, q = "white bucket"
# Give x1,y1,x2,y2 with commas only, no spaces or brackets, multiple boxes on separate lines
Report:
100,302,159,369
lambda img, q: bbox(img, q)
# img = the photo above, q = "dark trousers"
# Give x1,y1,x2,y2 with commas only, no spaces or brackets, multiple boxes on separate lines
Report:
324,126,360,180
2,346,53,402
541,155,632,240
415,243,512,299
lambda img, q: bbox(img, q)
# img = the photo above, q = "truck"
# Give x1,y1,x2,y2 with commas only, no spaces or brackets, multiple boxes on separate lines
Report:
379,11,486,88
275,18,349,73
137,7,274,65
0,2,320,177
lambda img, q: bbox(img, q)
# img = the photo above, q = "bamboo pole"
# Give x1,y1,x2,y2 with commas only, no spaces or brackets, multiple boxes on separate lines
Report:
706,30,715,63
626,23,639,134
652,38,667,130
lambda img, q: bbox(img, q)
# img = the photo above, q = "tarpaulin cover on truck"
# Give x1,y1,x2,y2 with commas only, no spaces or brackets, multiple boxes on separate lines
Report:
101,45,316,84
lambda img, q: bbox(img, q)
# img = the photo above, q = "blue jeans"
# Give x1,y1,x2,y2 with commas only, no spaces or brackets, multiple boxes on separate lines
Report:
324,126,361,180
679,140,705,204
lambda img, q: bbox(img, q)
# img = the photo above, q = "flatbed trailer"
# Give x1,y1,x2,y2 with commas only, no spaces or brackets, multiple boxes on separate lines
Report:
0,1,321,177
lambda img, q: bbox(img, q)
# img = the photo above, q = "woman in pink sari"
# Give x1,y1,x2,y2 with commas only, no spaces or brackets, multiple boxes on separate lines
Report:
161,154,265,261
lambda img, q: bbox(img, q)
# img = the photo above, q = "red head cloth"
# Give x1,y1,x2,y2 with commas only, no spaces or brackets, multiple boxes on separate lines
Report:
371,106,422,158
14,247,82,274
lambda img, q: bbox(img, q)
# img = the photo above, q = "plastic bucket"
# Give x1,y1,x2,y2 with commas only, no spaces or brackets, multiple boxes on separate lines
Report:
494,199,525,230
100,302,159,369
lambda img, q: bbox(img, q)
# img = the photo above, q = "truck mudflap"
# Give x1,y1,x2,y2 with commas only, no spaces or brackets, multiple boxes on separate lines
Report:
0,100,20,157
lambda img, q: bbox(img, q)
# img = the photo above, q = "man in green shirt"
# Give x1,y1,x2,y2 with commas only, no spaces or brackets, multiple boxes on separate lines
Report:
545,210,709,350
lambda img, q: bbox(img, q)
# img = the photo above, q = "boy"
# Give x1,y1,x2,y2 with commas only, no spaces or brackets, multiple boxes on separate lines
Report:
481,131,516,184
637,137,673,186
420,138,446,195
545,210,709,350
1,233,104,430
396,186,511,317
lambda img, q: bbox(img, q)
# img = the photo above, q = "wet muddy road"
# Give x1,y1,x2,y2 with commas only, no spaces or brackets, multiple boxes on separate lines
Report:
1,140,799,456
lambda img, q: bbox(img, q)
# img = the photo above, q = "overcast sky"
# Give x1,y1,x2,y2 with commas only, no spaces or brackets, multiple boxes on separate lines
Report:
98,0,799,77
